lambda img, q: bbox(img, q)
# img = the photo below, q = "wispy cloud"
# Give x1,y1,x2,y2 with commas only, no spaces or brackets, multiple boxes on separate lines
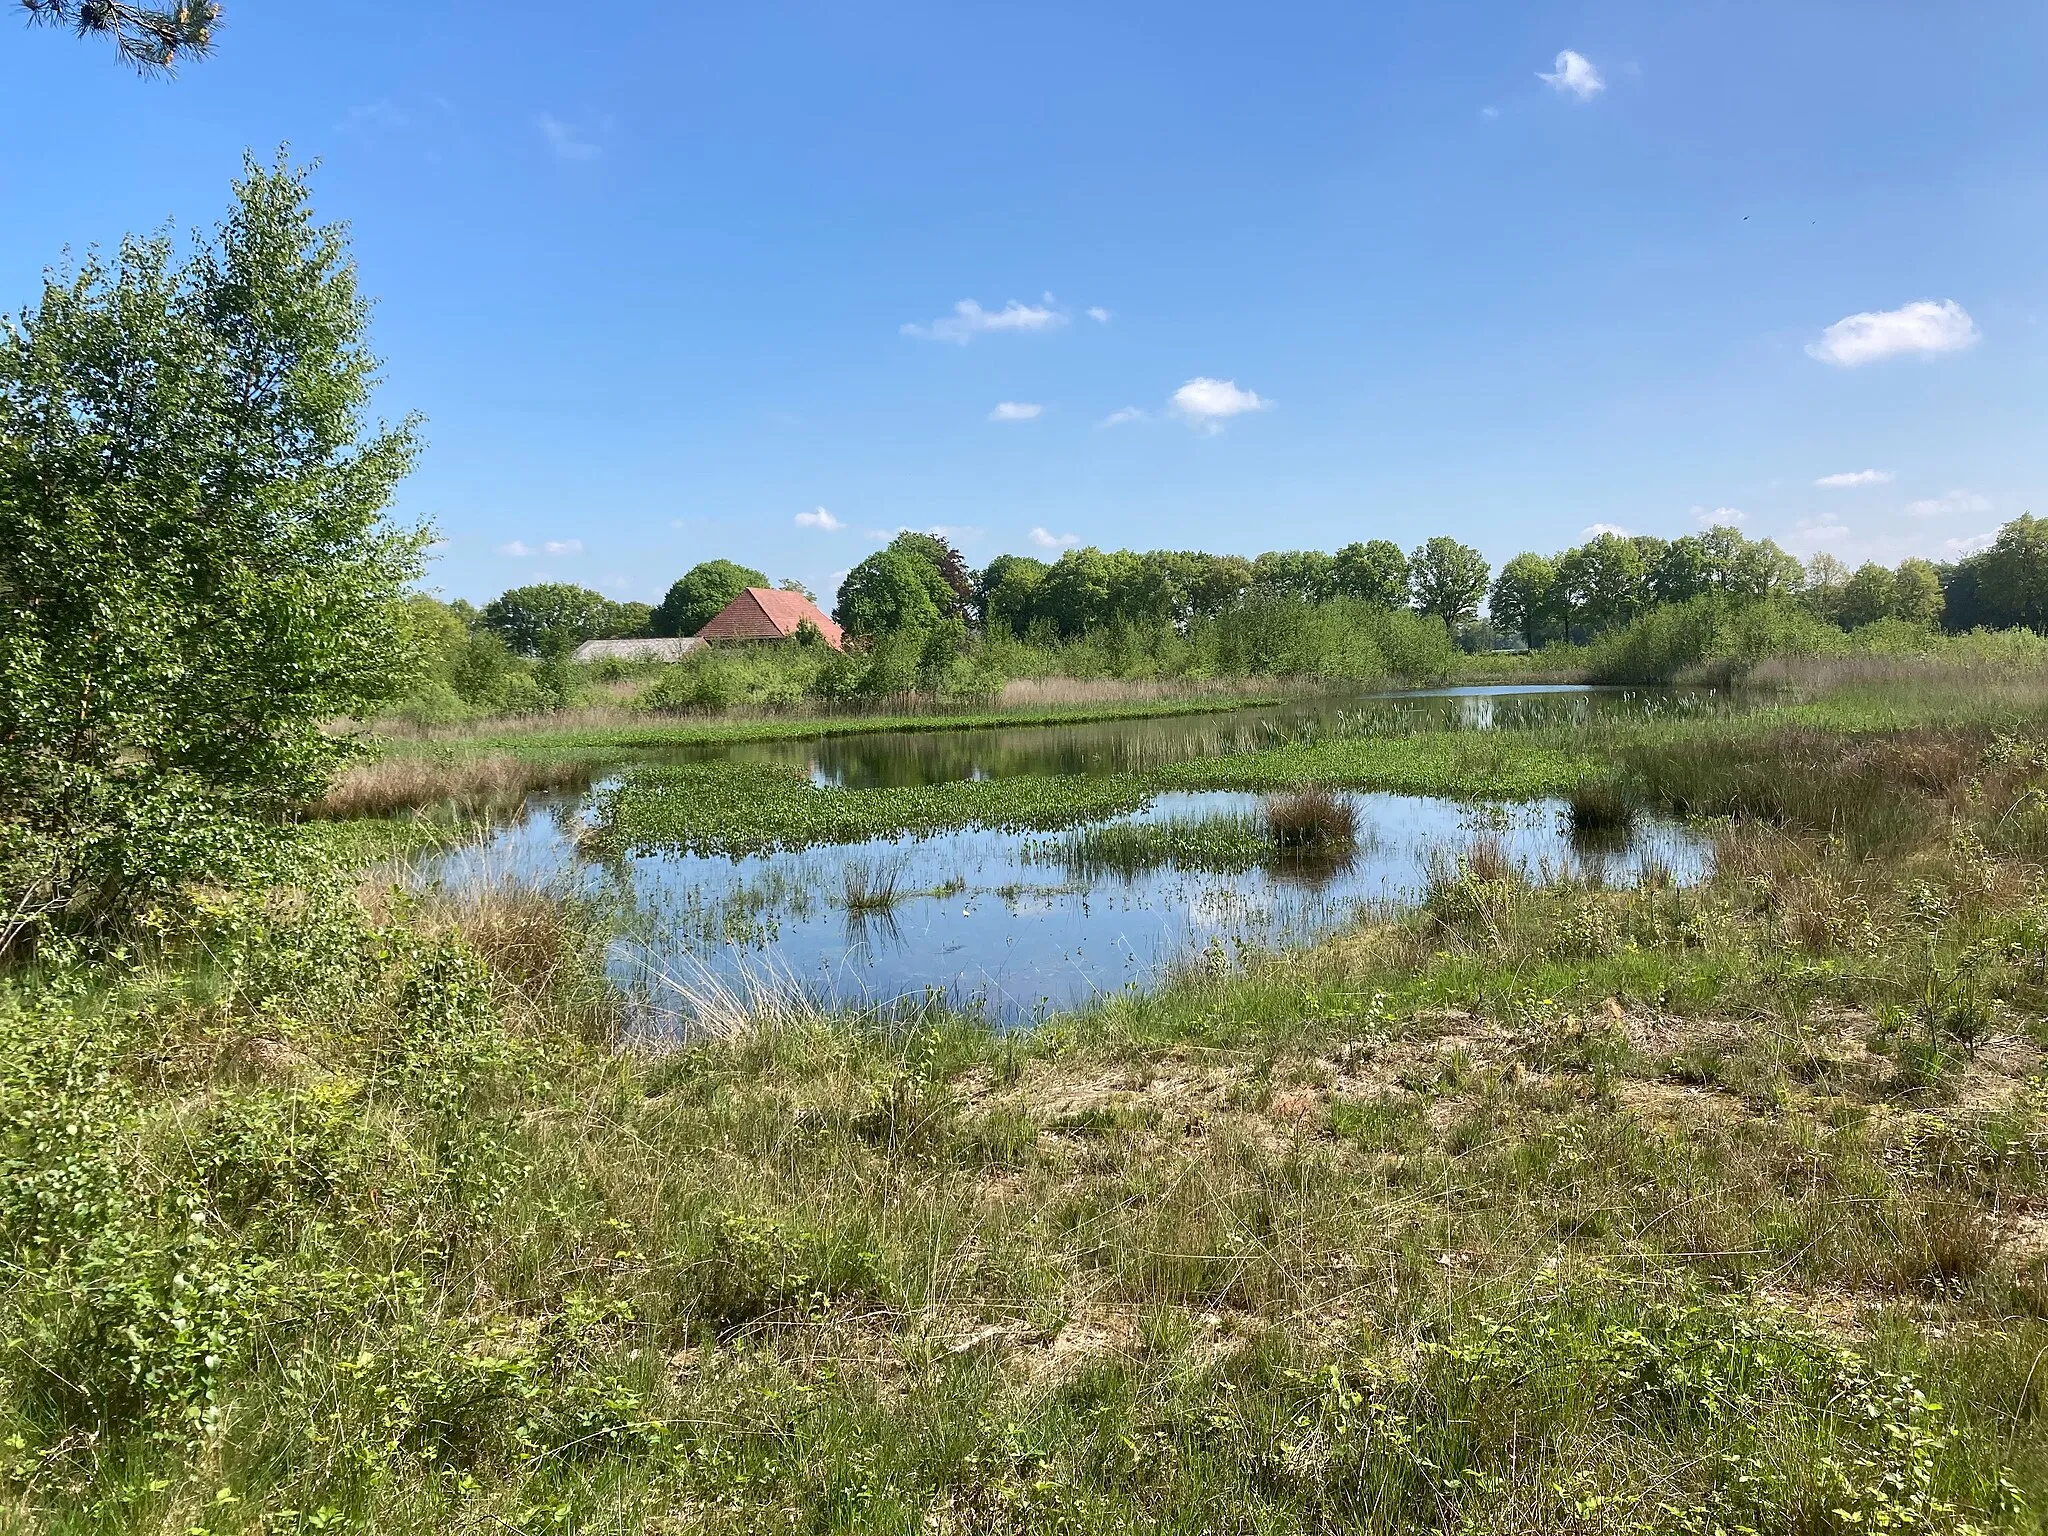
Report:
1480,105,1501,120
1815,469,1893,488
988,401,1043,422
1538,50,1604,101
537,112,609,162
1086,306,1111,323
1581,523,1633,538
1099,406,1147,428
498,540,534,557
543,539,582,556
795,507,846,532
1906,488,1992,519
1029,527,1080,550
1807,299,1978,367
927,523,984,542
1171,376,1271,429
1943,530,1997,557
1694,507,1747,527
902,297,1066,344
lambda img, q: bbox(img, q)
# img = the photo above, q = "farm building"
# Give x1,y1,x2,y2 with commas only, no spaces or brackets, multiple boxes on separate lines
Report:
695,587,845,650
570,637,706,664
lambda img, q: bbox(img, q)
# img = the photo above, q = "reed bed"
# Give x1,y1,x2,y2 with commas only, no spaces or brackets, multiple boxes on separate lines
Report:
312,751,592,818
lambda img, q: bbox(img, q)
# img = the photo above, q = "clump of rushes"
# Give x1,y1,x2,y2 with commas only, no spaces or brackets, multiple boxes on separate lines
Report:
1264,785,1358,852
841,859,905,912
312,751,592,819
1026,813,1271,878
1568,778,1636,835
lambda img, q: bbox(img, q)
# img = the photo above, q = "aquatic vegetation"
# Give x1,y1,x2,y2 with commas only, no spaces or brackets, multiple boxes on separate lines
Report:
1264,784,1358,851
1023,813,1272,877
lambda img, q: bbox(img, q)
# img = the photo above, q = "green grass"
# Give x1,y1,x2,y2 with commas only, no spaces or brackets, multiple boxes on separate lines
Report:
417,694,1288,757
15,677,2048,1531
1023,812,1274,876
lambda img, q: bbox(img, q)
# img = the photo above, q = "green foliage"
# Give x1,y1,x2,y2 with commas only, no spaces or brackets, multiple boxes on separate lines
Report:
1967,513,2048,632
0,157,424,945
652,559,768,638
480,582,639,659
834,549,947,638
1491,552,1565,647
1409,536,1490,627
1584,596,1848,683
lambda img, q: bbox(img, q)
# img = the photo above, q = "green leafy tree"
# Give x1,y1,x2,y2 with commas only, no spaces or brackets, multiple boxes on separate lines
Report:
888,532,974,615
1836,563,1898,630
1802,553,1850,623
1409,537,1489,628
652,559,768,637
0,157,424,943
1558,533,1651,636
481,583,619,658
1250,549,1336,603
1488,553,1564,647
1975,514,2048,631
21,0,215,72
833,549,945,638
1892,559,1944,628
1035,548,1121,637
1333,540,1410,609
977,554,1048,635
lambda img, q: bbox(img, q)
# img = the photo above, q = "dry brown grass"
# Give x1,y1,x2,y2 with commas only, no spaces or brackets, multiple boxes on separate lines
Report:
993,676,1286,708
312,753,592,818
1263,784,1358,850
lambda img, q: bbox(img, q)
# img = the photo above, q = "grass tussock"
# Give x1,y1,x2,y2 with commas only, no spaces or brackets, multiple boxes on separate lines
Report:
1263,784,1359,851
312,750,591,818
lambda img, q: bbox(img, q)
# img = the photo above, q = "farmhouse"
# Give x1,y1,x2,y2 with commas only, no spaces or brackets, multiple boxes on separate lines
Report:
570,637,706,664
695,587,845,650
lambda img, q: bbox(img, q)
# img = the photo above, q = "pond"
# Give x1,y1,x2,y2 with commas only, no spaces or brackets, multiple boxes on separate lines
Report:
413,686,1716,1029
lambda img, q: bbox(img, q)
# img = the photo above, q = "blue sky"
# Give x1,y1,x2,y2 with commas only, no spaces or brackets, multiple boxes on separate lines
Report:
5,1,2045,607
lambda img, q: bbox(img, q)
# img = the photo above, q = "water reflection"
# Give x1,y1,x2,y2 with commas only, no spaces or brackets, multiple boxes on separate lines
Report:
418,786,1711,1029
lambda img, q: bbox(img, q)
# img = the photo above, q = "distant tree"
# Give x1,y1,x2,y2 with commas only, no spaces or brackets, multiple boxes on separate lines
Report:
482,583,618,658
1489,553,1564,648
1558,533,1651,636
1409,538,1489,628
776,577,817,603
1803,553,1850,623
652,559,767,637
608,601,655,638
1187,554,1254,618
888,532,974,616
1723,535,1805,600
1975,514,2048,631
976,554,1048,634
1652,537,1717,606
0,157,423,941
22,0,215,72
1035,548,1120,637
1334,540,1411,609
1251,549,1336,603
834,549,945,638
1892,559,1944,628
1836,563,1897,630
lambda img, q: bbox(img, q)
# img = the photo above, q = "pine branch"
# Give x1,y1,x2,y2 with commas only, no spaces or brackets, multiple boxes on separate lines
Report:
20,0,218,74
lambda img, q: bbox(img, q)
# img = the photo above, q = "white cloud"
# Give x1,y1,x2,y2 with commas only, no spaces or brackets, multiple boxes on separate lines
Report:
537,112,608,162
1538,50,1604,101
1806,299,1979,367
902,298,1066,344
1480,105,1501,120
988,401,1043,422
1694,506,1747,527
1029,527,1080,550
498,540,533,557
1171,376,1271,427
543,538,582,556
1815,469,1893,488
1086,306,1111,323
1582,522,1633,538
1905,488,1992,519
1099,406,1147,427
1943,531,1997,557
795,507,846,532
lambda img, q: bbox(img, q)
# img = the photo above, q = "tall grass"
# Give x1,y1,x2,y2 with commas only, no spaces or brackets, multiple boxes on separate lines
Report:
311,751,593,817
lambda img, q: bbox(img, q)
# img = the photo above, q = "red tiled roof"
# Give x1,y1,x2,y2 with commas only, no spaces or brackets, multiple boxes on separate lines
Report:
696,587,845,649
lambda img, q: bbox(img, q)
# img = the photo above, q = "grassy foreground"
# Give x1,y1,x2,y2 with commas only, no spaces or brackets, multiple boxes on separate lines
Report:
7,693,2048,1532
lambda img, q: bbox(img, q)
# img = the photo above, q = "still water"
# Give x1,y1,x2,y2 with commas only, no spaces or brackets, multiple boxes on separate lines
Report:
414,686,1715,1027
